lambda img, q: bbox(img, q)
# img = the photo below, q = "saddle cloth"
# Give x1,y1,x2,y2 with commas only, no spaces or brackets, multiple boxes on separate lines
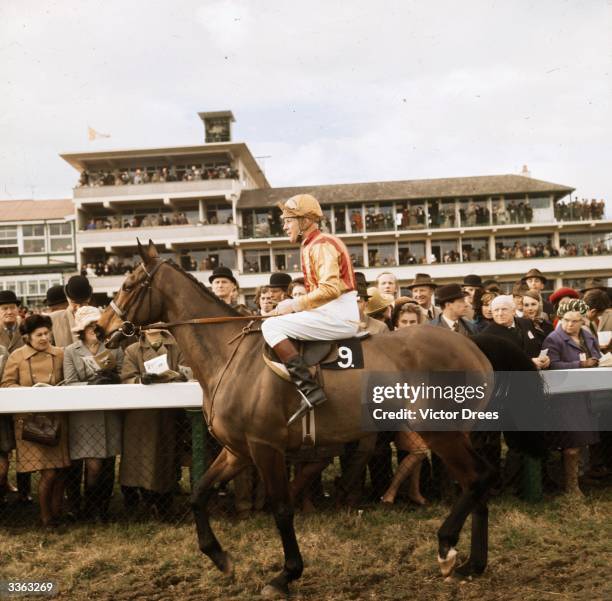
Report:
262,333,368,382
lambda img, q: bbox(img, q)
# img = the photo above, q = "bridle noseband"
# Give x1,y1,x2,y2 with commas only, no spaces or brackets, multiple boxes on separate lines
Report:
109,258,167,337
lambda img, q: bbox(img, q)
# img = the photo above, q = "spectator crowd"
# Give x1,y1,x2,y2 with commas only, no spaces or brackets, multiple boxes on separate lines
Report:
1,265,611,530
77,164,239,188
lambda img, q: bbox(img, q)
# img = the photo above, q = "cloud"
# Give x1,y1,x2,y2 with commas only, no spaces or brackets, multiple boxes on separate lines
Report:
0,0,609,208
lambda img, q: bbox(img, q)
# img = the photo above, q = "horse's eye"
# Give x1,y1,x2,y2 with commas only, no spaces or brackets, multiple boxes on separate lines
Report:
123,284,133,292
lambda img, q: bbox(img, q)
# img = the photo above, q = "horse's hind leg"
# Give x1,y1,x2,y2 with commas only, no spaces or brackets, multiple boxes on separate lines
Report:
425,433,494,578
191,447,249,575
248,440,303,599
455,499,489,577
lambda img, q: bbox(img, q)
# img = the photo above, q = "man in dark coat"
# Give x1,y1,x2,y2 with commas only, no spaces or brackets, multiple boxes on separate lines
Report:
429,284,477,336
482,295,550,368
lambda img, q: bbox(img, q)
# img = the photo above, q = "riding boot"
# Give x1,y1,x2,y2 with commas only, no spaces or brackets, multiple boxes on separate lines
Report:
273,339,327,426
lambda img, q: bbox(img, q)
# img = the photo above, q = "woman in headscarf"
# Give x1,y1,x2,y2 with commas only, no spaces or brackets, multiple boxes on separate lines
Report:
543,300,601,496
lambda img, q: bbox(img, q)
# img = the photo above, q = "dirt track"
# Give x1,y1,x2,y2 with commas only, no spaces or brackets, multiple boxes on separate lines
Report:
1,491,611,601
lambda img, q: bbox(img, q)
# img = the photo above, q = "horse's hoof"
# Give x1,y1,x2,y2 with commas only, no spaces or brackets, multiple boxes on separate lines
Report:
455,559,485,578
211,550,234,577
221,552,234,577
260,583,289,599
438,547,458,578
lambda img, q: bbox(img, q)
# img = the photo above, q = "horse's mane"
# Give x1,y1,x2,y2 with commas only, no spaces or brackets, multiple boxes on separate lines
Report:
163,259,240,317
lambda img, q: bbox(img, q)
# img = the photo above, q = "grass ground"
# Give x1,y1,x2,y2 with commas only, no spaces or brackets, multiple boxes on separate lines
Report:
1,487,611,601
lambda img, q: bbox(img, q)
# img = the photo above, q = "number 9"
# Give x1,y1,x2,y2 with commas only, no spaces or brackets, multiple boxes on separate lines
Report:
337,346,353,368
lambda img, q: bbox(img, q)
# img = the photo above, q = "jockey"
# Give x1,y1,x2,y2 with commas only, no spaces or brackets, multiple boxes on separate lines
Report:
262,194,360,425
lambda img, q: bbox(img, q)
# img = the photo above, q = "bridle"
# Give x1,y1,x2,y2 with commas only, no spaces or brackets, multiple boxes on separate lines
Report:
108,258,265,339
108,258,168,338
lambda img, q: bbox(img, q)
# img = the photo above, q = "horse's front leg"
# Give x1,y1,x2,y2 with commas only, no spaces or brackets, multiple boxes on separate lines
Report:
248,439,304,599
191,447,249,575
425,432,493,579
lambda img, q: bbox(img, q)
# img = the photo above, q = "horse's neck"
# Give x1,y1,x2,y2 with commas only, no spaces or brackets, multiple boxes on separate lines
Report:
161,270,243,393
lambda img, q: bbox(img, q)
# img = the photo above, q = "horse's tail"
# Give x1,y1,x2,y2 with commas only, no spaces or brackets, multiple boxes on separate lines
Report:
472,333,549,458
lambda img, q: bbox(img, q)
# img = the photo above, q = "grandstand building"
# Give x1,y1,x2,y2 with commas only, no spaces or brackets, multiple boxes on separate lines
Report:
1,111,609,305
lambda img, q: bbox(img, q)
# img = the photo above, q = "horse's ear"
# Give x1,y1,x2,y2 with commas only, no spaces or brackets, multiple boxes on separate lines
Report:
147,240,159,259
137,238,147,262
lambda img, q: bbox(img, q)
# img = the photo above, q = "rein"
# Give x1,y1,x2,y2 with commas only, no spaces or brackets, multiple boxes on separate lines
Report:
142,314,266,331
109,257,270,336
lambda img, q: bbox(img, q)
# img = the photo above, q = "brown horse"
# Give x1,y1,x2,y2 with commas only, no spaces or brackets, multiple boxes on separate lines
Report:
99,241,543,599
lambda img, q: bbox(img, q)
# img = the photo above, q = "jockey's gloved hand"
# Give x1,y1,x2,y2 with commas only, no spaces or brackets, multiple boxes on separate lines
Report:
275,298,298,315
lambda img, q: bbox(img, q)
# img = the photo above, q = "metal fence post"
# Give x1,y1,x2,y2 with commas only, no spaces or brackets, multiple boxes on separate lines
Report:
521,454,543,502
188,409,207,486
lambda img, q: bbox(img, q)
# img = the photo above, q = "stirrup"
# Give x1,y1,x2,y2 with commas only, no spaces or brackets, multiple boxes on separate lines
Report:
287,391,314,426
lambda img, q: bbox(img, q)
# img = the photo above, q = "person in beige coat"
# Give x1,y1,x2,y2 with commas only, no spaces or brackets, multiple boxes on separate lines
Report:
1,314,70,526
119,329,188,517
64,306,124,521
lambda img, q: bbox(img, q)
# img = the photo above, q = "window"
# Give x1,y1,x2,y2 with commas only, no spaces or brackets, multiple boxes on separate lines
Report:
430,239,460,263
333,205,347,234
558,231,612,256
495,234,554,260
0,226,18,256
527,196,551,210
458,199,491,227
365,203,395,232
396,201,427,230
48,222,73,252
461,237,489,262
243,249,271,273
346,244,364,267
429,199,457,228
272,248,300,272
367,243,396,267
22,224,46,254
399,241,426,265
241,208,283,238
191,246,236,270
320,205,333,234
347,205,364,233
204,203,232,225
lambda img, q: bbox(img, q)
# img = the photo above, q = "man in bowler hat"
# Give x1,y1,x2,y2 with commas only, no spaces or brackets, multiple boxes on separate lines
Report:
268,272,292,305
429,284,476,336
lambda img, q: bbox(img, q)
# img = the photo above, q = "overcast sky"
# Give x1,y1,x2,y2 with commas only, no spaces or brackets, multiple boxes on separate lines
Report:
1,0,610,209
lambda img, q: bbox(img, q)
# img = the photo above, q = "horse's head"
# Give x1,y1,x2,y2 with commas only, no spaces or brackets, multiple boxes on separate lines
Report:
99,239,166,347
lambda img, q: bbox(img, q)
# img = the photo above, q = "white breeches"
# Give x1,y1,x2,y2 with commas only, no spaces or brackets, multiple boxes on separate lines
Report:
262,291,360,347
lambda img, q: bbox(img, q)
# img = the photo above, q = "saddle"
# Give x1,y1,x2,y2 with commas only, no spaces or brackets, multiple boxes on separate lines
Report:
263,333,369,382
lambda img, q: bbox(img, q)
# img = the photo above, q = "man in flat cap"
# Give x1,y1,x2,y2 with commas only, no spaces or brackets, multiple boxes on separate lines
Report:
406,273,440,320
522,268,553,317
262,194,359,424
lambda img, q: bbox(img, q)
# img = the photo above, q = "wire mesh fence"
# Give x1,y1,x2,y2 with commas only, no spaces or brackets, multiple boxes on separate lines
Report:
1,407,611,529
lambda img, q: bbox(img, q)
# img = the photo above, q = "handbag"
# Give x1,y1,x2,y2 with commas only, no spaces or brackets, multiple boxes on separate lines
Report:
21,414,61,447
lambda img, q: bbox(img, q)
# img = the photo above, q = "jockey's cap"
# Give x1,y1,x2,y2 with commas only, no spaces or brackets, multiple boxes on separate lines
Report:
279,194,323,221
